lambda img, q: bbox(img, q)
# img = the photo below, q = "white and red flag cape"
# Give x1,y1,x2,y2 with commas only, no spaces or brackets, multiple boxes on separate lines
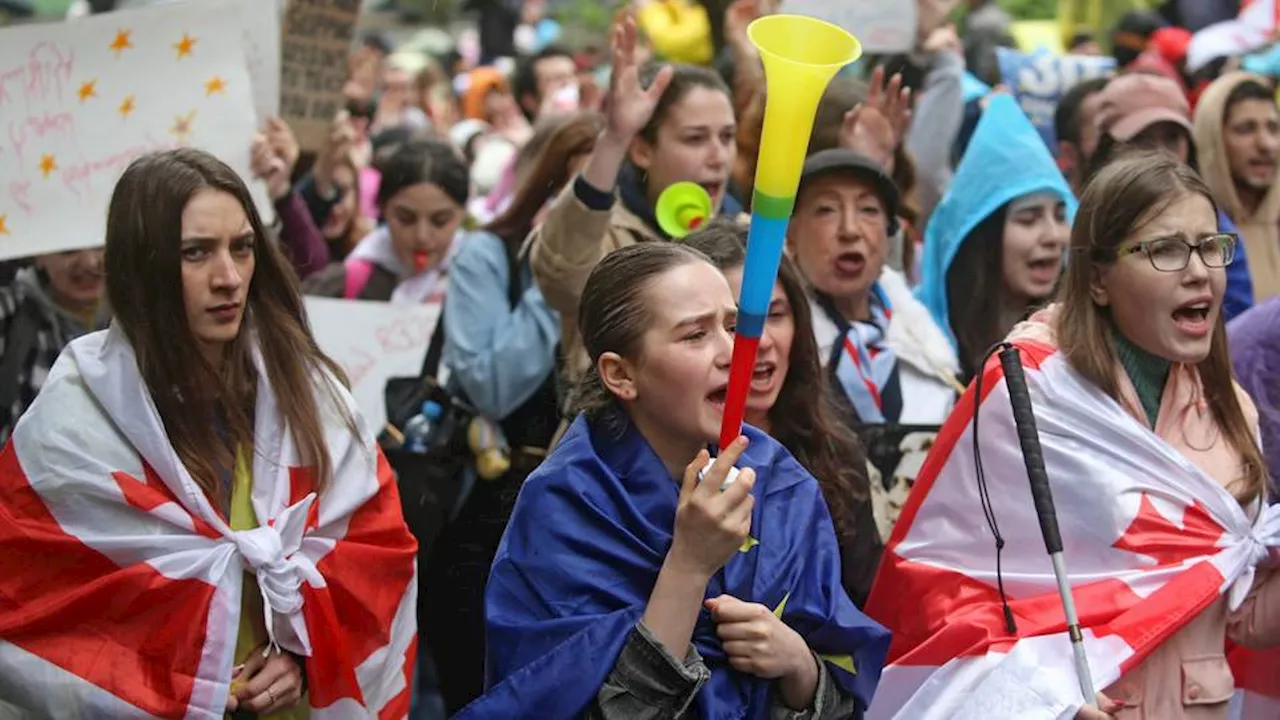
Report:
865,330,1280,719
0,327,419,718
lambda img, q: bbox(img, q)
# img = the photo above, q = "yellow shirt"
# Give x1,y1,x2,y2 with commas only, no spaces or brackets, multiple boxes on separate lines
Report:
228,450,309,720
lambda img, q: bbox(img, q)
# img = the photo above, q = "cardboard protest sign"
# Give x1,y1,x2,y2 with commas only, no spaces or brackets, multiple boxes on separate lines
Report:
305,296,443,432
778,0,917,53
996,47,1115,149
0,0,271,262
280,0,362,152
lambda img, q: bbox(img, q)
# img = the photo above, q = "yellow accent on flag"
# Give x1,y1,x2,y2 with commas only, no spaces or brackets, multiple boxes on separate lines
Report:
820,653,858,676
739,536,759,553
772,593,789,618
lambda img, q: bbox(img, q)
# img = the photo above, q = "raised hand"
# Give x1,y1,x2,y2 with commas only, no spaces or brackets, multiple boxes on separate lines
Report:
264,117,300,178
724,0,762,58
250,132,290,202
922,23,962,56
840,65,912,173
604,10,674,141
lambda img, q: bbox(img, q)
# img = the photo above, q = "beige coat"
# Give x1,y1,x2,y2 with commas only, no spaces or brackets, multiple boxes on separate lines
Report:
525,184,666,385
1193,72,1280,302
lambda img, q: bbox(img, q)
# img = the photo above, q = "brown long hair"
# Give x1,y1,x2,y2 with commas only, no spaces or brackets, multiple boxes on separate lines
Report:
1058,152,1267,505
105,148,353,503
486,111,604,254
946,206,1012,378
683,220,870,547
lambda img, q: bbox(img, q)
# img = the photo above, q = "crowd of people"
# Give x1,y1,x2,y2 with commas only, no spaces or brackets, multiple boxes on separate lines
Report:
2,0,1280,718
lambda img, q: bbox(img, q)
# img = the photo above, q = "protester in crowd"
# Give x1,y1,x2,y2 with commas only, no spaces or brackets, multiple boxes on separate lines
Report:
1194,72,1280,303
0,148,417,717
800,71,919,280
865,151,1280,720
1088,72,1255,319
1229,296,1280,488
303,117,377,263
423,112,600,713
513,45,581,120
1088,73,1197,175
0,248,110,442
1049,154,1280,717
529,11,741,383
466,242,890,719
917,95,1074,379
1053,76,1109,196
785,149,961,538
304,136,470,302
682,219,882,607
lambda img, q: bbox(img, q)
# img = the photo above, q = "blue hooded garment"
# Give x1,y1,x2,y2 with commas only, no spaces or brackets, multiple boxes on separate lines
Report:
455,416,891,719
916,94,1078,351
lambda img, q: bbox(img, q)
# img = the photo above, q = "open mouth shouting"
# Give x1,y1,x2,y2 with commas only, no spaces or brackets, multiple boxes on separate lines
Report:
1170,295,1214,338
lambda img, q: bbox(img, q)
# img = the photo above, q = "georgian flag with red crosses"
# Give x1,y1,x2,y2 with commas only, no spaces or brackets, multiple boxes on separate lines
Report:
863,334,1280,719
0,327,419,718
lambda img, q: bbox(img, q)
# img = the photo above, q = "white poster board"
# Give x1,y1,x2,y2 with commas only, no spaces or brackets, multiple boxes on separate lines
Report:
241,0,283,121
778,0,918,54
0,0,272,261
305,297,443,432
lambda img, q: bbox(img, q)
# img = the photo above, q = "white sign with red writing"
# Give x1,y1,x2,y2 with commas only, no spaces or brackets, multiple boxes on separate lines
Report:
0,0,271,261
305,297,444,432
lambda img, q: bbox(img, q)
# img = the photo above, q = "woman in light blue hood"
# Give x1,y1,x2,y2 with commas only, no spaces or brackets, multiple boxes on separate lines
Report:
917,94,1078,378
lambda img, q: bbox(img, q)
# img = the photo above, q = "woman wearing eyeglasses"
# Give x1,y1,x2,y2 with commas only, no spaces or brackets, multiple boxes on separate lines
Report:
866,151,1280,719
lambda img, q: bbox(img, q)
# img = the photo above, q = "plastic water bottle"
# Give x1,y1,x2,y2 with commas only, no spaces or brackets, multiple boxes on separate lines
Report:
402,400,443,454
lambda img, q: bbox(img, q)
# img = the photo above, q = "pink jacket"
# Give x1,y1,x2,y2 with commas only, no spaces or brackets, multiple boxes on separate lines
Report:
1103,361,1280,718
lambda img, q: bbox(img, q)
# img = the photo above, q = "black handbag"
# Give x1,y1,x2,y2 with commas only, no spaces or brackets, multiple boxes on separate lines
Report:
380,308,474,560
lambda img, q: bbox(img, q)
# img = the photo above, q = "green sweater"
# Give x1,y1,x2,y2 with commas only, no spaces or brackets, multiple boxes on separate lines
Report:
1114,332,1170,427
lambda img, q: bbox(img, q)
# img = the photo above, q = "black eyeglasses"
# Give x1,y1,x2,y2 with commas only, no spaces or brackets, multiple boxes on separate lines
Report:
1111,233,1238,272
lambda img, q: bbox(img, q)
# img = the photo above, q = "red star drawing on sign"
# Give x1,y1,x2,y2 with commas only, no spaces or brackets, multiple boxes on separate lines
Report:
0,214,9,236
118,95,135,118
109,29,133,56
173,32,197,59
1112,494,1226,567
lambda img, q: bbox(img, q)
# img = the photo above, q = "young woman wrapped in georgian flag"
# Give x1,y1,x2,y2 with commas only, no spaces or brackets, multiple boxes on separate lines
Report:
865,152,1280,720
0,149,418,718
